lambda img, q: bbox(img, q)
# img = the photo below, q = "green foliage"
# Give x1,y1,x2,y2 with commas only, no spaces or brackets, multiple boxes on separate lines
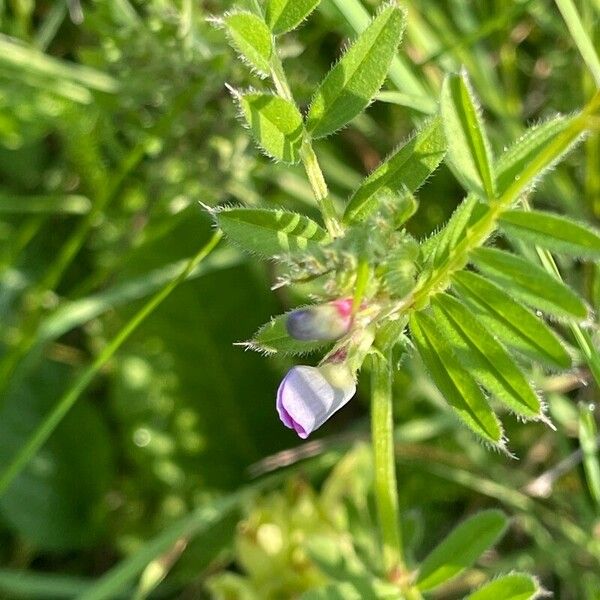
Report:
343,116,446,224
471,247,588,320
236,92,304,163
431,294,543,420
440,71,496,199
306,3,406,138
409,311,504,446
266,0,321,35
214,207,329,257
452,271,571,369
416,509,509,591
222,11,273,76
499,209,600,259
465,573,541,600
1,0,600,598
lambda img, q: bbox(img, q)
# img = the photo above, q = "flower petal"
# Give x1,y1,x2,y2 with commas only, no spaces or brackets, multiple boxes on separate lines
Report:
276,364,356,438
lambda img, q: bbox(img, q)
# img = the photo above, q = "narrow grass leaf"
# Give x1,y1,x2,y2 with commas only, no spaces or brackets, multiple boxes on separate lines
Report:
343,116,446,223
555,0,600,87
237,93,304,163
409,312,504,446
215,208,329,257
499,210,600,259
432,294,542,420
79,492,243,600
266,0,320,35
465,573,540,600
306,3,405,138
471,247,588,320
452,271,571,369
222,11,273,76
440,71,496,200
579,403,600,510
416,509,508,591
247,312,332,355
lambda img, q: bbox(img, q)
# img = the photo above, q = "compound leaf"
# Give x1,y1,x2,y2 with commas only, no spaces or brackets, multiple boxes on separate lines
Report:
432,294,542,420
471,247,588,320
409,311,504,446
452,271,571,369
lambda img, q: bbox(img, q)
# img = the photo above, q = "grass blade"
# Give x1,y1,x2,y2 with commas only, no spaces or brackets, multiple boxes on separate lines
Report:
0,232,223,498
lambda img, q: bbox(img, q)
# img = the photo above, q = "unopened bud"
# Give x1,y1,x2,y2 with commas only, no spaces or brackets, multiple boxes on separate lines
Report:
286,299,353,341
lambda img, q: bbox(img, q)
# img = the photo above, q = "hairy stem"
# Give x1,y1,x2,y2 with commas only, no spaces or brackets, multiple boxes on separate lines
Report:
0,231,223,497
269,52,342,238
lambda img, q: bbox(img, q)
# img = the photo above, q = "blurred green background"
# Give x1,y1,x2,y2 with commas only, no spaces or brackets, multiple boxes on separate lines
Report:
0,0,599,598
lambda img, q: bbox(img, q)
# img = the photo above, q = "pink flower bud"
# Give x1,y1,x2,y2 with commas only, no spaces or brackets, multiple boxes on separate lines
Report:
285,299,353,341
276,363,356,439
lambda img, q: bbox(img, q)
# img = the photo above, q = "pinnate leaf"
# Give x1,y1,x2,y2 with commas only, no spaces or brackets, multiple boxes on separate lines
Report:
465,573,540,600
409,311,504,446
266,0,320,35
222,11,272,76
452,271,571,369
215,208,329,258
471,247,588,320
306,3,405,138
344,116,446,224
236,93,304,163
499,209,600,259
431,294,542,420
441,71,496,200
416,509,508,591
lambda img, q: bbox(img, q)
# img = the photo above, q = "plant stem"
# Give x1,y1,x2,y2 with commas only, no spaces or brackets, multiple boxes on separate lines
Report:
371,352,403,571
0,231,223,497
268,52,342,238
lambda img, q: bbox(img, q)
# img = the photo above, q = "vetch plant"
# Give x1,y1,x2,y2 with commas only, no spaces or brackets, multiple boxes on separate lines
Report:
214,0,600,596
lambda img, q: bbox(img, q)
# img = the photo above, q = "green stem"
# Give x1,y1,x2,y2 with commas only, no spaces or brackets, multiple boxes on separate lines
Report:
269,51,342,238
371,352,403,571
300,140,343,238
0,231,223,497
371,353,422,599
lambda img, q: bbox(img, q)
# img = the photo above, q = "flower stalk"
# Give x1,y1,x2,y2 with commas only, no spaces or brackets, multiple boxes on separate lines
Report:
371,351,422,598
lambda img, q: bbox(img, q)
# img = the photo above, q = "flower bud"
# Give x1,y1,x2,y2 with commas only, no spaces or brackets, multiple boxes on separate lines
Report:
285,299,353,341
276,363,356,439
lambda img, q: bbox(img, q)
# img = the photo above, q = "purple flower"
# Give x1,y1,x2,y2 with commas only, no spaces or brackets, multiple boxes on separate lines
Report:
276,363,356,439
286,299,353,341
